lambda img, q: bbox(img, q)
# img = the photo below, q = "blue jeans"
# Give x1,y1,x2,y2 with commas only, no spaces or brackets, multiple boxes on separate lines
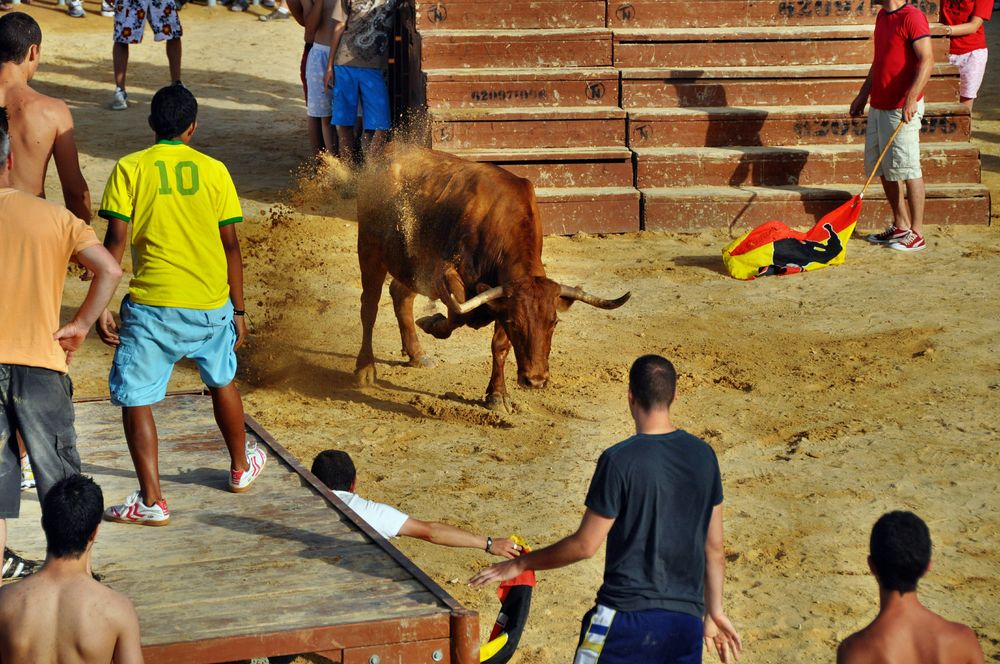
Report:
574,604,703,664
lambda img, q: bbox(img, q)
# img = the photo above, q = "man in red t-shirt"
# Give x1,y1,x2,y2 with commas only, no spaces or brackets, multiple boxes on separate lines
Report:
850,0,934,253
940,0,992,110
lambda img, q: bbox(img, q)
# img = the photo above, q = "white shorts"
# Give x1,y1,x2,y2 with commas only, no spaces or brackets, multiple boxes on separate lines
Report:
113,0,182,44
865,99,924,182
305,43,332,118
948,49,988,100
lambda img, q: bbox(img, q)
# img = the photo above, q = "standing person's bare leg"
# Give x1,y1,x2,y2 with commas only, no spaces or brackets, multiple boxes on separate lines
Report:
905,177,925,236
368,129,387,161
121,406,162,506
321,120,338,156
337,125,356,166
208,383,249,473
308,118,325,158
113,42,128,91
166,38,181,84
880,177,912,230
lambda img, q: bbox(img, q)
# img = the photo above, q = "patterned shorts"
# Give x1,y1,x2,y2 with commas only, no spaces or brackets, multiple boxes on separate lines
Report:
114,0,182,44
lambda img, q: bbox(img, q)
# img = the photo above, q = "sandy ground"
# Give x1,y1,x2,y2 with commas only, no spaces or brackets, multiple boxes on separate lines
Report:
14,3,1000,661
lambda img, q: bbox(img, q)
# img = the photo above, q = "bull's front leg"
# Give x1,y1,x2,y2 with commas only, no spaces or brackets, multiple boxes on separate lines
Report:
485,322,512,412
416,267,465,339
389,279,434,368
355,246,388,386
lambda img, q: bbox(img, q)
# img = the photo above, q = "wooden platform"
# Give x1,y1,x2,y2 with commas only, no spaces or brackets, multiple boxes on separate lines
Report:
8,394,477,664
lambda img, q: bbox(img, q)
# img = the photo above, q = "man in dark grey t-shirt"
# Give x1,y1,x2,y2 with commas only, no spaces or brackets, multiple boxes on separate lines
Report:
470,355,742,663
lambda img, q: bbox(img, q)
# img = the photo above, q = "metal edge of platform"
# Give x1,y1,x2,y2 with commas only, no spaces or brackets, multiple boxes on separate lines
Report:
71,392,479,664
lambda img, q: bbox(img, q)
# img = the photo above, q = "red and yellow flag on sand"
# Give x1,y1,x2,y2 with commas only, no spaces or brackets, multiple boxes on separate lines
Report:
722,195,864,280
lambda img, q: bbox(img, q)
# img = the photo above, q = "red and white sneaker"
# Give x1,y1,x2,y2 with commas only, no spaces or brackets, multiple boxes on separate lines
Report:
889,230,926,252
229,441,266,493
867,225,909,244
104,491,170,526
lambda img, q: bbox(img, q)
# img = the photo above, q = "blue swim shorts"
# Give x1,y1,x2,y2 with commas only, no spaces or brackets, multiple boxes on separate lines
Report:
109,296,237,407
574,604,702,664
332,65,391,131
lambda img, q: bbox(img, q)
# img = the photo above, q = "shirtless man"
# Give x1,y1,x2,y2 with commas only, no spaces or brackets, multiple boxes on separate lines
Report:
302,0,339,156
0,12,91,223
837,511,984,664
0,475,143,664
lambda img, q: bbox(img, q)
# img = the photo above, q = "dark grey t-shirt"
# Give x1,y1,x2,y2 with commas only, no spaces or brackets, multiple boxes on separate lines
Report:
585,430,723,617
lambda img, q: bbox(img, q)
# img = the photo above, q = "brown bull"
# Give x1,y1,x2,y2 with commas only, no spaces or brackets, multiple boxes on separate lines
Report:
354,145,629,409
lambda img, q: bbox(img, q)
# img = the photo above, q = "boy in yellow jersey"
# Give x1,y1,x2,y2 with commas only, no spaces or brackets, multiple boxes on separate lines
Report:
95,85,266,526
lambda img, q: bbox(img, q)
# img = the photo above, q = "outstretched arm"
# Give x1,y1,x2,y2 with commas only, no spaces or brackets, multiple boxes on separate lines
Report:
220,224,247,350
469,509,613,586
399,518,522,558
52,104,92,224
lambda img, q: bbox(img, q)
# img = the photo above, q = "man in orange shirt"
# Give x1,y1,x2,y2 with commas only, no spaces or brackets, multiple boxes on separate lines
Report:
0,109,122,575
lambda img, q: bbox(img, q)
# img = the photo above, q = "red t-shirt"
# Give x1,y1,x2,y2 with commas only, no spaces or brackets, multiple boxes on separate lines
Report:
870,5,931,110
941,0,993,54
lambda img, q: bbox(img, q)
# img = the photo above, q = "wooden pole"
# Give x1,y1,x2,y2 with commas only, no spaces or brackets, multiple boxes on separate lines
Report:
860,118,908,197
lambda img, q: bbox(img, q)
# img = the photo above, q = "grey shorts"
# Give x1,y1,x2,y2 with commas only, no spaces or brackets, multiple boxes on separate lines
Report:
864,100,924,182
0,364,81,519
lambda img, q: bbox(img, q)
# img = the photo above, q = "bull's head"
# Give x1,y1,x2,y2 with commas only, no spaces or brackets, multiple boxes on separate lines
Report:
449,277,630,389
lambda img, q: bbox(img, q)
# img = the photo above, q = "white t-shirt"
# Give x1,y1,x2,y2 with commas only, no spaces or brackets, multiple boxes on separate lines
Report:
334,491,409,539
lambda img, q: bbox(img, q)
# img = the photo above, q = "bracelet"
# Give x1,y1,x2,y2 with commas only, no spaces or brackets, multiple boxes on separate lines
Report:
485,536,493,553
233,309,246,316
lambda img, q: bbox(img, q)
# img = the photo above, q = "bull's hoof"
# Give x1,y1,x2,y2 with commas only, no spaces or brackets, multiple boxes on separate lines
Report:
407,355,437,369
355,364,377,386
484,392,513,414
416,314,452,339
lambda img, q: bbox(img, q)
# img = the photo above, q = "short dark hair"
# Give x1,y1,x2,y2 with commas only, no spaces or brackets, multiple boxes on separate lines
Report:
41,475,104,559
148,84,198,140
311,450,357,491
628,354,677,411
0,12,42,65
869,511,931,593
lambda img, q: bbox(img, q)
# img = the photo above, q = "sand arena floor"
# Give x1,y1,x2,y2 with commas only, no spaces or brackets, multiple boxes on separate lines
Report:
19,4,1000,661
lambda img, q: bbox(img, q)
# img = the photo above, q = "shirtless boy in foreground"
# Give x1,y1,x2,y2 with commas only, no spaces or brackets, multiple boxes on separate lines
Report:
0,12,91,222
838,511,984,664
0,475,143,664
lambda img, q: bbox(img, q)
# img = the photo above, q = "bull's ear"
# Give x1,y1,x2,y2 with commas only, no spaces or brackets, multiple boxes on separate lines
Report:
557,295,576,312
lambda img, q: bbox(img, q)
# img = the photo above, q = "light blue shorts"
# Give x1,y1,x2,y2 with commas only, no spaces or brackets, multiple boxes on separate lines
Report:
109,296,237,407
332,65,391,131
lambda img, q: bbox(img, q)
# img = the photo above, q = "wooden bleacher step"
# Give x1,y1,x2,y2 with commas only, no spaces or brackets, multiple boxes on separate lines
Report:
413,0,605,30
641,183,991,231
423,67,620,109
634,143,981,188
446,147,634,187
606,0,939,29
612,26,949,68
419,28,612,69
626,103,971,148
429,106,626,150
620,64,959,108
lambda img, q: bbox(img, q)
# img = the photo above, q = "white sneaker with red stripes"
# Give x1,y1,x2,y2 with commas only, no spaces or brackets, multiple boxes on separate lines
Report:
229,441,266,493
104,491,171,526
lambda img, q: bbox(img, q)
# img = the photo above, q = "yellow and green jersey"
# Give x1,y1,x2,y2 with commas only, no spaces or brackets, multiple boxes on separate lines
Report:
98,140,243,310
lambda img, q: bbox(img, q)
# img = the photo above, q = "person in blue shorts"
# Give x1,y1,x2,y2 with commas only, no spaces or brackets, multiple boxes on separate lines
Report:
322,0,397,165
471,355,742,663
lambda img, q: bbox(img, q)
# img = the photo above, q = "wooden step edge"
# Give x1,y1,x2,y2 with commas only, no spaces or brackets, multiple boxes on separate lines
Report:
534,186,640,199
612,24,878,41
447,146,634,161
618,63,959,80
627,102,971,118
424,67,619,81
430,106,628,120
631,143,981,158
418,27,611,38
611,24,949,42
639,183,990,200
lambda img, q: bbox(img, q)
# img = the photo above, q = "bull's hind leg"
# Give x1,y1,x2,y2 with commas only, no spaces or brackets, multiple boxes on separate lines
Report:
389,279,434,368
485,322,512,412
355,244,388,386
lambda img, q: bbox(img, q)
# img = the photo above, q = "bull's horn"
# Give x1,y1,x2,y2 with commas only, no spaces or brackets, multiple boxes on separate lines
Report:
559,285,631,309
449,285,507,315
